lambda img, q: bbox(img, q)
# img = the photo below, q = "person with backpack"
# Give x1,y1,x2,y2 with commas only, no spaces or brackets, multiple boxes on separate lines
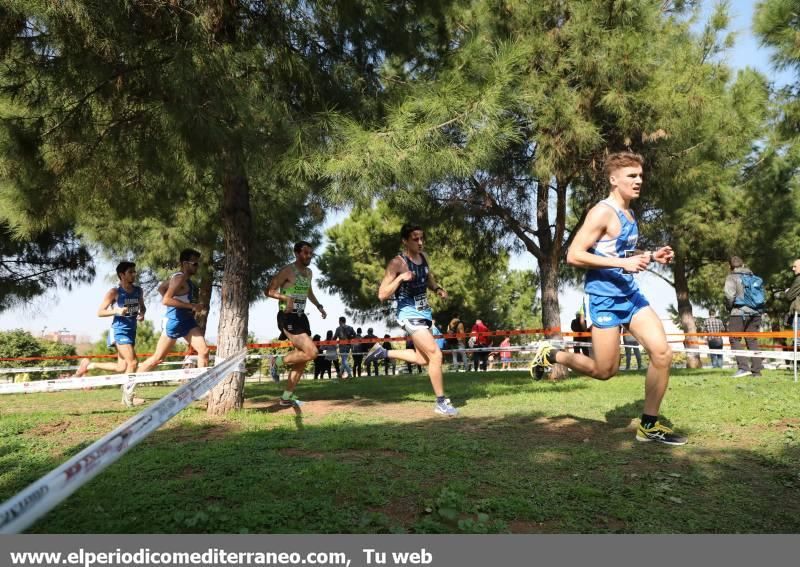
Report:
724,256,765,378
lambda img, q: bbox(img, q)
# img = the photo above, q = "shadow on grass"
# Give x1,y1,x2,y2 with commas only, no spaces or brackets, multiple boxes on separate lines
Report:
2,400,798,534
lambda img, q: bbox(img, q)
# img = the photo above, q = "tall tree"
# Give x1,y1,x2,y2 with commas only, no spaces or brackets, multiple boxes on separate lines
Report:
0,1,452,412
307,0,762,375
0,221,94,312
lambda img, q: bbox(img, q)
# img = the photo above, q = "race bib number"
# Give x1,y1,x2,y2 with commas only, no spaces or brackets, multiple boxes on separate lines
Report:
123,298,140,318
292,296,306,314
414,293,429,312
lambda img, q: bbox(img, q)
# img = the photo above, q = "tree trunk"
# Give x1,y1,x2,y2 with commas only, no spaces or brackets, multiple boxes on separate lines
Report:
536,176,569,380
539,254,568,379
207,171,252,415
194,260,214,333
673,253,701,368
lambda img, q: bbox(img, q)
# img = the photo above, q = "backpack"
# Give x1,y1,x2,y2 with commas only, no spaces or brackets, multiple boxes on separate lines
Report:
735,273,765,311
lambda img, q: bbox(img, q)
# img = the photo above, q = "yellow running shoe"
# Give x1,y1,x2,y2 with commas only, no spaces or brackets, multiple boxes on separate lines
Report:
636,421,688,446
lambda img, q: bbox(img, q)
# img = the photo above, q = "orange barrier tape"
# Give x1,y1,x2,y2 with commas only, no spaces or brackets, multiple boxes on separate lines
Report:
2,325,797,362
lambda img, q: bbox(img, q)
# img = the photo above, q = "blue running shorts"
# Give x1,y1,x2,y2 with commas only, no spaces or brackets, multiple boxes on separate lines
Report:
589,291,650,328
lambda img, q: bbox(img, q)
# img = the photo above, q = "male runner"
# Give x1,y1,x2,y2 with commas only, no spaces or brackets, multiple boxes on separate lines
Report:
266,241,327,406
364,223,458,416
75,261,145,405
531,151,687,445
136,249,210,404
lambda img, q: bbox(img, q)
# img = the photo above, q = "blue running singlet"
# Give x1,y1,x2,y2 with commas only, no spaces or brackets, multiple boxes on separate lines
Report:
164,272,199,339
108,285,142,346
393,254,432,321
584,199,641,297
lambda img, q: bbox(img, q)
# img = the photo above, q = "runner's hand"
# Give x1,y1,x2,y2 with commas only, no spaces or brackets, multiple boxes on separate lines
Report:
284,296,295,314
652,246,674,264
319,306,327,319
622,254,650,273
399,271,415,282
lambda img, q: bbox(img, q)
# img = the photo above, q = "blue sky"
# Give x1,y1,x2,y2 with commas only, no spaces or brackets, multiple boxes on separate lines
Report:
0,0,793,343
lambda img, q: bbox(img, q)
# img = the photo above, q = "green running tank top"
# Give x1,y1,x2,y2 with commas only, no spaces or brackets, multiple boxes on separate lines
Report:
279,266,311,314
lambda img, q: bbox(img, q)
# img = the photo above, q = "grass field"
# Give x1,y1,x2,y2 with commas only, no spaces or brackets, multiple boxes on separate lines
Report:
1,368,799,533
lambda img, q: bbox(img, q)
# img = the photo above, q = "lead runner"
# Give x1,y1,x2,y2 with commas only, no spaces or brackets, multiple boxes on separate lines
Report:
531,151,687,445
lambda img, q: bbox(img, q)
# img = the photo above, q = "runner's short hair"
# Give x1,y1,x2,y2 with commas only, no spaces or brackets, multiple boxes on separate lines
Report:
729,256,744,269
294,241,312,253
401,223,423,240
179,248,201,263
116,261,136,277
603,151,644,179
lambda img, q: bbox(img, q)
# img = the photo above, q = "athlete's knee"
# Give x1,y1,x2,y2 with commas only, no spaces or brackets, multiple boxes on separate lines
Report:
648,344,672,367
427,349,443,365
126,359,138,372
303,345,318,361
592,367,616,380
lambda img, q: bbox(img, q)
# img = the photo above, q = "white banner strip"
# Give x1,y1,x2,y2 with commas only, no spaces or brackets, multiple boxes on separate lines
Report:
0,349,246,534
0,358,212,376
0,368,207,395
560,339,799,361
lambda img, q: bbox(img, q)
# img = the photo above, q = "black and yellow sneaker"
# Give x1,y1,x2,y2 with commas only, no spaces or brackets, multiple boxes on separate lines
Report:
528,341,554,380
636,421,688,446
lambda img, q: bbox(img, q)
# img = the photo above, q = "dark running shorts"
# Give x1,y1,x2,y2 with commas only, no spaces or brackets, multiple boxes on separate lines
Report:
277,311,311,338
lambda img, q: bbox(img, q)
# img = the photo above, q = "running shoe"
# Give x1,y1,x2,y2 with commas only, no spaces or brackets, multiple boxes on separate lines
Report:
530,341,555,368
636,421,688,446
364,344,388,365
434,398,458,417
279,393,303,407
732,369,752,378
121,381,136,408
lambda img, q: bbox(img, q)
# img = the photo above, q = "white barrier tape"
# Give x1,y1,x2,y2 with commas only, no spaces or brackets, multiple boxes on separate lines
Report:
0,349,246,534
0,368,207,395
560,339,800,362
0,359,209,376
0,365,79,375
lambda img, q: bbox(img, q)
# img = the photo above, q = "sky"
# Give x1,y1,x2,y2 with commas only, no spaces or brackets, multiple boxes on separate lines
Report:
0,0,793,344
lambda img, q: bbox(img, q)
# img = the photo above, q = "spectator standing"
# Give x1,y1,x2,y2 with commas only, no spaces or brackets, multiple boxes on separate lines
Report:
312,334,325,380
333,316,356,379
570,311,591,356
471,319,491,371
703,309,726,369
447,314,469,371
500,337,512,370
322,329,339,379
351,327,365,377
724,256,765,378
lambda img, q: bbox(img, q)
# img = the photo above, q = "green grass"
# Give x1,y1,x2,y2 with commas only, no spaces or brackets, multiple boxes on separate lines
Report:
1,368,799,533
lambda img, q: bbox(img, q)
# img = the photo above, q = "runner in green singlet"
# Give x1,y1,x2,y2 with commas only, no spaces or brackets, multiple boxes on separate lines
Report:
266,241,327,406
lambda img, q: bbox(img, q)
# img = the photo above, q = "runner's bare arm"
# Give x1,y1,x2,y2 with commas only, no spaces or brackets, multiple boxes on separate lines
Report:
97,288,123,317
265,266,291,302
307,279,327,319
567,205,649,273
162,274,196,311
378,257,414,302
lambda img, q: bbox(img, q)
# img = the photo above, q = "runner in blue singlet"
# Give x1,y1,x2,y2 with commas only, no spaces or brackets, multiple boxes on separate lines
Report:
75,260,145,375
137,249,210,388
364,223,458,417
74,261,146,405
531,151,687,446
